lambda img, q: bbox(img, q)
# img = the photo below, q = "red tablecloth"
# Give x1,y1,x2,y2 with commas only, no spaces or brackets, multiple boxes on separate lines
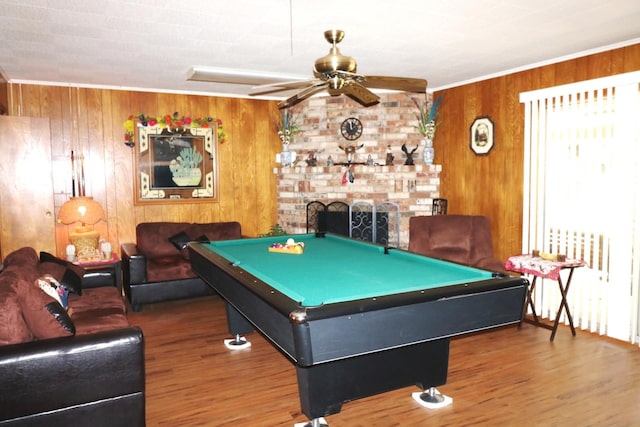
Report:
505,254,586,280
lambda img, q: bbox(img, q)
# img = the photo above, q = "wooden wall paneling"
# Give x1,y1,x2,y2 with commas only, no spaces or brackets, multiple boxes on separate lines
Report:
89,88,107,182
232,98,261,236
18,84,42,117
236,98,259,235
111,90,137,246
624,44,640,70
539,61,557,89
44,85,73,208
215,96,240,226
554,58,579,86
254,101,279,236
587,49,614,79
96,89,119,249
82,88,106,199
0,80,8,115
499,73,525,253
47,86,77,255
477,78,500,216
461,83,480,211
6,83,15,115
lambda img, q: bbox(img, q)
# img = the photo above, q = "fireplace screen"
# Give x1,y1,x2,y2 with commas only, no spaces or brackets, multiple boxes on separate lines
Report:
306,201,399,247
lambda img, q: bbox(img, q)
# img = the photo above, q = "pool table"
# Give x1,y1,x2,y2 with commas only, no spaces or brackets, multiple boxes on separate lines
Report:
189,233,528,425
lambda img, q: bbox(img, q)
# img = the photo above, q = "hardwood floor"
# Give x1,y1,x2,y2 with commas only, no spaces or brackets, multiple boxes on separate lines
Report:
127,296,640,426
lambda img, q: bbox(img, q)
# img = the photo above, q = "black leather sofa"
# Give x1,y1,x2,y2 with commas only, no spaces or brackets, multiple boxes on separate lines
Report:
0,247,145,426
0,328,145,426
121,221,242,311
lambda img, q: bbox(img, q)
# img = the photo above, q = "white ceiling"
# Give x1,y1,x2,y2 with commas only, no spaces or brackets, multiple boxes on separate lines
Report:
1,0,639,100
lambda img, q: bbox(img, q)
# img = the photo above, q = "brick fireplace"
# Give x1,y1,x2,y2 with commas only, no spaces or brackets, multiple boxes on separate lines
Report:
273,92,442,249
275,163,441,249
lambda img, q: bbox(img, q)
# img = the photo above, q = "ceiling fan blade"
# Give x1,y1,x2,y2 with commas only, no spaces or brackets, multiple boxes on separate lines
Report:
250,79,316,96
341,81,380,107
278,83,328,109
362,76,427,93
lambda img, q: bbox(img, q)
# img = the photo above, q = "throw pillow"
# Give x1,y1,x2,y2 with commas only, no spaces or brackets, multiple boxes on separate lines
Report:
36,275,69,309
194,235,210,243
169,231,192,251
19,277,76,339
39,252,85,295
179,234,209,260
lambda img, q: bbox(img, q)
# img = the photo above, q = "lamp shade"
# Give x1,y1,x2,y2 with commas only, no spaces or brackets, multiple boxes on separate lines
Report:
58,196,105,228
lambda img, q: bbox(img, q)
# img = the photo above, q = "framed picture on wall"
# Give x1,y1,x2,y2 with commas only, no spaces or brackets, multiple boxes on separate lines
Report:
469,116,494,155
134,125,218,204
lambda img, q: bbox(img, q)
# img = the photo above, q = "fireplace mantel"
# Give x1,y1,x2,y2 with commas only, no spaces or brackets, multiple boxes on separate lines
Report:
275,163,442,249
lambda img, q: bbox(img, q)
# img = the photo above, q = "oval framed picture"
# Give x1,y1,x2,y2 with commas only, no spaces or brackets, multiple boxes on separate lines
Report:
470,116,494,155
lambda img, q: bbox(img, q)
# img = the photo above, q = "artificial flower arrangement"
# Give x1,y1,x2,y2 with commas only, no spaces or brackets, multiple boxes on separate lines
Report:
123,112,226,146
414,95,442,140
275,108,302,144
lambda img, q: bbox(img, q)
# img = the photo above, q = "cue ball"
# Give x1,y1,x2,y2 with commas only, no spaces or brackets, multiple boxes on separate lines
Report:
286,238,295,245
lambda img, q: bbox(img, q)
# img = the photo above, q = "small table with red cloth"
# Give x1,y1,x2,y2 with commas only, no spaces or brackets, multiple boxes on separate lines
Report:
505,254,587,341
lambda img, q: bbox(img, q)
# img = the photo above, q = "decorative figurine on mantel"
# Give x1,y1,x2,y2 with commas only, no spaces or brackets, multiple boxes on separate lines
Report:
385,145,394,166
402,143,419,165
327,155,334,166
384,145,394,166
338,143,365,165
306,151,317,167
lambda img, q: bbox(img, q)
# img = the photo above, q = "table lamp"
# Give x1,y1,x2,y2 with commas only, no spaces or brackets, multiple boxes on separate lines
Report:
58,196,105,255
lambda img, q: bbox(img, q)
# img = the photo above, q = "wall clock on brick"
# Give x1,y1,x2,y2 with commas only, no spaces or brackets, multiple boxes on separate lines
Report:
340,117,363,141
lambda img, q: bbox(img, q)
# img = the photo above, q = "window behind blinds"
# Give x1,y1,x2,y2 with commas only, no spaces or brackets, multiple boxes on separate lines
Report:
520,71,640,344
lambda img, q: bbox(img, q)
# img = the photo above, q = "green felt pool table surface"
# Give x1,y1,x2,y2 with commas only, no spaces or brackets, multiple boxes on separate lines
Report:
203,233,493,307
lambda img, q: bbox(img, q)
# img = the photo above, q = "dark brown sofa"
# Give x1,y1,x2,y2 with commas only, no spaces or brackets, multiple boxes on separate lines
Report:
121,221,242,311
0,247,144,426
408,214,505,272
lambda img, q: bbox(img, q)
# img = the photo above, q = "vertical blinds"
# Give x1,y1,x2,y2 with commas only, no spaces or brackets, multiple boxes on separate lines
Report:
520,71,640,343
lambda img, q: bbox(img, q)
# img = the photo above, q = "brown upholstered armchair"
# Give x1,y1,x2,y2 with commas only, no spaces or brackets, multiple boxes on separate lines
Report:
408,215,505,272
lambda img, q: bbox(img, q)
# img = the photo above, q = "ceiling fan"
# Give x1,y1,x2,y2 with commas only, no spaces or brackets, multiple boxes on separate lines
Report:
251,30,428,109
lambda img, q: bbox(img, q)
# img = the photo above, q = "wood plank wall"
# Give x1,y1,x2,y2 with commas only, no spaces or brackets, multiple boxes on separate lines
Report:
0,71,7,114
3,43,639,260
5,85,282,257
432,43,640,261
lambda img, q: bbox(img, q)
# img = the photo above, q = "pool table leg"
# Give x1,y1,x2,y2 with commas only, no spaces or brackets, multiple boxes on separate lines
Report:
294,418,328,427
411,386,453,408
223,302,254,349
295,338,450,422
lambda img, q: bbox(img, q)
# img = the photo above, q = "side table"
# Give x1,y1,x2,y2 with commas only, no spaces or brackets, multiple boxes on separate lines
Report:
505,254,586,341
75,252,123,295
